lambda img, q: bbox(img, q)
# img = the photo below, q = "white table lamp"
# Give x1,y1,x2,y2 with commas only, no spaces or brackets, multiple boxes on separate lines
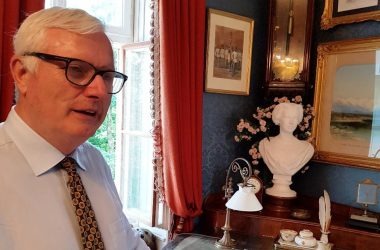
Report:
215,158,263,249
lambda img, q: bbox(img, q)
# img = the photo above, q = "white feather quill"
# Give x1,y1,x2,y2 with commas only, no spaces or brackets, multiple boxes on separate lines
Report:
319,196,325,232
323,190,331,232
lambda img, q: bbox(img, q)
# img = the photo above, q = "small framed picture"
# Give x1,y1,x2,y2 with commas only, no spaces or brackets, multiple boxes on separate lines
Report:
357,180,378,205
205,9,254,95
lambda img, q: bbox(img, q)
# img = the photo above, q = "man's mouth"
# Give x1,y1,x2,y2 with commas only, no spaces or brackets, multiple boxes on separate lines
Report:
73,109,97,117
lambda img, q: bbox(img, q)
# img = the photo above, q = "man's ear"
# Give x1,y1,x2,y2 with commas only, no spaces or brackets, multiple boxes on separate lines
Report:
10,55,31,95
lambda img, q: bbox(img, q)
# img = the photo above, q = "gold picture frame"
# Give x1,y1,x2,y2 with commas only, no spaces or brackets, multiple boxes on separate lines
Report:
313,37,380,170
205,9,254,95
321,0,380,30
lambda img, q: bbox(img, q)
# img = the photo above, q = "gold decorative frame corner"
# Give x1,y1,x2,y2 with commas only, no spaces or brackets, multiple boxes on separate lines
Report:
321,0,380,30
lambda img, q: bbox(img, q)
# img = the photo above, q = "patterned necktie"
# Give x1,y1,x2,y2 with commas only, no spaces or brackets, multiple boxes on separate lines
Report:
60,157,105,250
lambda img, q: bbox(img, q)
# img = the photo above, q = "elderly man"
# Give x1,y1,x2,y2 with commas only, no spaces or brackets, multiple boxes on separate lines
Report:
0,7,149,250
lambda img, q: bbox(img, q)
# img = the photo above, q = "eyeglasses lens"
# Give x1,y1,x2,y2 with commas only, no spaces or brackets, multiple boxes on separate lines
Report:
66,60,124,94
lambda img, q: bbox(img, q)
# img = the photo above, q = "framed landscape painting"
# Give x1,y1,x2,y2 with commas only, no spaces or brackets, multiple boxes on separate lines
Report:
313,37,380,170
205,9,254,95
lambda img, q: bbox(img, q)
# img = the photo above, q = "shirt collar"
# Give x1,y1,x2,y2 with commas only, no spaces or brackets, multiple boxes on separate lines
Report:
3,107,86,176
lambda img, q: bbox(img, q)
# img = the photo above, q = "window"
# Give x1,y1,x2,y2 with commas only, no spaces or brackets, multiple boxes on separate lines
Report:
115,42,154,225
45,0,157,227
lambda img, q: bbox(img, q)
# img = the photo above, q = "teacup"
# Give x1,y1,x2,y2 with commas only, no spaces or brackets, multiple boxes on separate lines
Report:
280,229,298,242
295,229,317,247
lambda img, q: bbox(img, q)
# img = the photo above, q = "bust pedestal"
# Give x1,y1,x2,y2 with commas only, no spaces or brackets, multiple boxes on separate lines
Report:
265,174,296,198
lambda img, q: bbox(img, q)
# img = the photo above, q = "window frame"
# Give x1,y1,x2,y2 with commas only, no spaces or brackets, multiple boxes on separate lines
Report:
115,41,154,226
44,0,162,228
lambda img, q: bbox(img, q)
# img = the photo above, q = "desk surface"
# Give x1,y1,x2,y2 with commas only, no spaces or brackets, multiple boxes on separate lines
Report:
200,193,380,250
162,233,274,250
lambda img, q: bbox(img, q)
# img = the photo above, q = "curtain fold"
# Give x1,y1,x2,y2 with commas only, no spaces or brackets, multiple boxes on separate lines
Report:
159,0,205,236
0,0,44,122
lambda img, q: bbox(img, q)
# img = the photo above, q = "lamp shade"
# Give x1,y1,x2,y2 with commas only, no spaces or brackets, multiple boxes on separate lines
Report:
226,183,263,212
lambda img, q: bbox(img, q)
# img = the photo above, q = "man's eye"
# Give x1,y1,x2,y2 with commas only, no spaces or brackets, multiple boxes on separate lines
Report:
69,65,84,74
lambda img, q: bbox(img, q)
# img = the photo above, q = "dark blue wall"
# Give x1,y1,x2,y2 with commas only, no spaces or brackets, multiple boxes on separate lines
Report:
202,0,268,197
203,0,380,213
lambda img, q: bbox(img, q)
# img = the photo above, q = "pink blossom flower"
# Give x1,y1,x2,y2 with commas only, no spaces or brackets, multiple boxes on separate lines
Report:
294,95,302,103
252,160,259,165
248,127,255,134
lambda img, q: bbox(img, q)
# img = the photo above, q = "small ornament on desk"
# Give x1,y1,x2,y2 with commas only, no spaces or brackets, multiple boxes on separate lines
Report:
350,178,379,224
247,171,264,203
291,208,312,220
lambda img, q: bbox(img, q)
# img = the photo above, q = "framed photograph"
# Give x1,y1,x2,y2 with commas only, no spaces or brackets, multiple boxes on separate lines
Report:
357,181,378,205
313,37,380,170
321,0,380,30
205,9,254,95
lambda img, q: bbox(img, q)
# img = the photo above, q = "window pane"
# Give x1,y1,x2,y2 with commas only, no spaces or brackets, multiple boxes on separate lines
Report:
124,46,152,132
87,96,117,178
45,0,134,43
121,134,153,221
65,0,123,27
115,44,153,225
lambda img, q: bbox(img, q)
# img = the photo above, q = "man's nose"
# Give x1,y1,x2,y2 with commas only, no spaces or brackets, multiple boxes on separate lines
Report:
84,75,109,96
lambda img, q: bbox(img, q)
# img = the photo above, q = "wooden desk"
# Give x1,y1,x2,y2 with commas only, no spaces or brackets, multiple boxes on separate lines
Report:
162,233,274,250
200,193,380,250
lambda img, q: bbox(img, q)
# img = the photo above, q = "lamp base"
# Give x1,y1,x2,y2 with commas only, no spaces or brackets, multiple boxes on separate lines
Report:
215,226,237,249
215,238,237,249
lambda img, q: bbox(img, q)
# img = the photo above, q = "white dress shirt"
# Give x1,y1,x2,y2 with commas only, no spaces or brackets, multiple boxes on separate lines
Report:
0,107,149,250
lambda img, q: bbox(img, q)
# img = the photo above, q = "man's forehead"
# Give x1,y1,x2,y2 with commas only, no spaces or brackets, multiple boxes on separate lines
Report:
42,29,114,66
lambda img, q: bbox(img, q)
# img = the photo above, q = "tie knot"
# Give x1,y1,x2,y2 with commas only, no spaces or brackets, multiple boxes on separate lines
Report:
60,157,78,172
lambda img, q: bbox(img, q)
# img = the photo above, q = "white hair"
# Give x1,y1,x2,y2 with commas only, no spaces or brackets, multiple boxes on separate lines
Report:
13,7,105,55
13,7,106,71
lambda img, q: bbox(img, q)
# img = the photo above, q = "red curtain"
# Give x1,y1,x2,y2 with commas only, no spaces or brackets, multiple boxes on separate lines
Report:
159,0,205,236
0,0,44,122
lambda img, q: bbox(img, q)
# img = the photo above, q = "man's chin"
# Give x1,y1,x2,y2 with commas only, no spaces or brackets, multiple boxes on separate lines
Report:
70,129,97,143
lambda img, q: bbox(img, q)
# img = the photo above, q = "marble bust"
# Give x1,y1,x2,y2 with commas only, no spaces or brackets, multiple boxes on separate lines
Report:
259,102,314,198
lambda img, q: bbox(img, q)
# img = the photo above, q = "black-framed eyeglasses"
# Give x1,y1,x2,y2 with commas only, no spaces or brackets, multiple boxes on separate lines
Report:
23,52,128,94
